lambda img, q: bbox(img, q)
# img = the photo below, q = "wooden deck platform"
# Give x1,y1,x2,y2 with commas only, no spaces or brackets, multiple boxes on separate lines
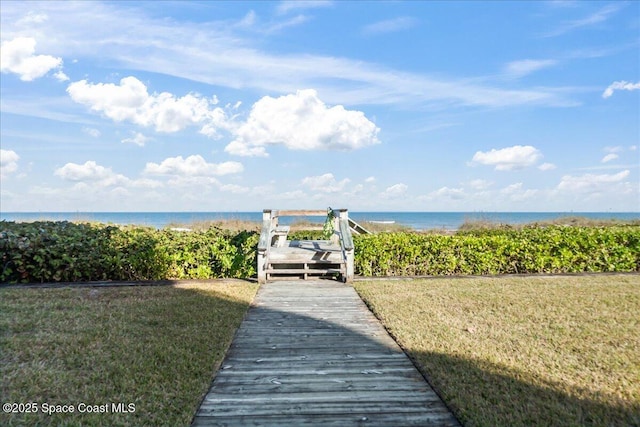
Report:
258,209,356,283
191,280,460,426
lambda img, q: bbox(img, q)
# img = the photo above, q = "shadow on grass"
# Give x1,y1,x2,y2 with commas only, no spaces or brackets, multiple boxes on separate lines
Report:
409,350,640,427
2,280,638,427
0,281,257,427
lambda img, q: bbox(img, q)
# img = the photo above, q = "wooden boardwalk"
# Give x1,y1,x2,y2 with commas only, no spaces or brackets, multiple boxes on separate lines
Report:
192,280,460,426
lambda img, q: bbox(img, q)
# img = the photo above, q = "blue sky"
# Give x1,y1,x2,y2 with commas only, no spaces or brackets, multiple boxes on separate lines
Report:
1,0,638,212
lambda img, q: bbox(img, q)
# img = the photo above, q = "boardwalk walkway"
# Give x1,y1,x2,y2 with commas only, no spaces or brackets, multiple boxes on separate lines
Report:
192,280,460,426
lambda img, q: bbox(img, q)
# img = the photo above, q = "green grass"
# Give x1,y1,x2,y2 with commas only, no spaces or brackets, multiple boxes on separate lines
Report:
354,275,640,427
0,281,258,426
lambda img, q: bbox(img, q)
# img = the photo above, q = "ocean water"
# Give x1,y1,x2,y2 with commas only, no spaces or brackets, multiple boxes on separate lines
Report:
1,211,638,230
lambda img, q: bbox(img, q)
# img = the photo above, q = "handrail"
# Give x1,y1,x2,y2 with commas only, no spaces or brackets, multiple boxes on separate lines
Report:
258,208,354,283
258,219,271,251
348,218,371,235
339,218,354,251
336,211,355,283
276,209,328,217
257,213,276,284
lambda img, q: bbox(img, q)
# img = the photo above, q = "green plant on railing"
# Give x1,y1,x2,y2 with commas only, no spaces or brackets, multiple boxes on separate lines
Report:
322,208,336,240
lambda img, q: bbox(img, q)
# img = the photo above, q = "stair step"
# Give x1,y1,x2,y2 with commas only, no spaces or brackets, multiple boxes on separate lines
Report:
268,259,342,265
266,268,343,275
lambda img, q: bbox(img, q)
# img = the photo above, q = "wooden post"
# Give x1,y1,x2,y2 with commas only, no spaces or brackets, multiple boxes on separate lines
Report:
257,210,272,284
330,209,339,245
337,209,354,283
258,208,354,283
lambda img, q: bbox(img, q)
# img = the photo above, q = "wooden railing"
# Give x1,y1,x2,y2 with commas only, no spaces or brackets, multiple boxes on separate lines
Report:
257,209,356,284
337,210,355,282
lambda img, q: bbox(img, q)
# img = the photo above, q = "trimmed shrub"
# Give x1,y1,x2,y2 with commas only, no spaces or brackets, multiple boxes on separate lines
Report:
1,221,638,283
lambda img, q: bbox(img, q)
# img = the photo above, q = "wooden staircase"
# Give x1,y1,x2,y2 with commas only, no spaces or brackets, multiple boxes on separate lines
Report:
257,209,368,284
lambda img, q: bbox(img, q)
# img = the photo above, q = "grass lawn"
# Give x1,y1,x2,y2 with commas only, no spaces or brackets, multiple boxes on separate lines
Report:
354,274,640,427
0,281,258,426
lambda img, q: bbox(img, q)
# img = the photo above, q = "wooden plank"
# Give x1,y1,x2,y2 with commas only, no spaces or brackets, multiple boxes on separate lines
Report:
191,280,460,426
193,411,458,427
257,219,271,250
339,218,354,251
198,402,446,421
348,217,371,235
208,376,431,392
276,209,329,217
265,269,343,275
286,239,341,248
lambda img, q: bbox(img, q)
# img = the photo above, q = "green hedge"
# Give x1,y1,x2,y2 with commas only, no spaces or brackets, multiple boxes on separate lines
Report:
355,226,640,276
1,221,638,283
0,222,258,283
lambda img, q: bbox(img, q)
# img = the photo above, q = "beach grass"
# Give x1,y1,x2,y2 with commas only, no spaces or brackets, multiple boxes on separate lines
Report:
165,218,329,232
0,281,258,426
458,216,640,232
354,275,640,426
164,215,639,234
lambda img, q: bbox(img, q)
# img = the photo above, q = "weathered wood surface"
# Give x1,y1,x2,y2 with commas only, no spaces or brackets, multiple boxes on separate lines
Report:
274,209,329,217
192,281,459,426
268,241,343,262
258,209,356,283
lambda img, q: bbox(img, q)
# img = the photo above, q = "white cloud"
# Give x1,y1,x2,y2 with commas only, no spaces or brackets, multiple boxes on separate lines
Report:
0,2,573,109
165,176,220,188
301,173,350,193
83,127,101,138
277,0,332,15
365,176,376,183
601,153,619,163
143,155,243,177
226,89,380,157
130,178,163,189
274,190,307,200
469,179,492,190
471,145,542,171
0,37,64,81
576,164,639,172
237,9,310,34
544,3,623,37
121,132,150,146
3,2,576,112
538,162,557,171
381,183,408,198
429,186,465,200
501,183,523,194
501,183,538,201
604,145,624,153
557,170,630,193
264,14,310,33
55,161,112,181
16,11,49,25
504,59,557,78
547,1,579,8
0,149,20,178
602,81,640,98
220,184,250,194
54,160,129,187
67,76,229,135
54,70,69,82
630,145,637,151
362,17,418,36
236,10,257,28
